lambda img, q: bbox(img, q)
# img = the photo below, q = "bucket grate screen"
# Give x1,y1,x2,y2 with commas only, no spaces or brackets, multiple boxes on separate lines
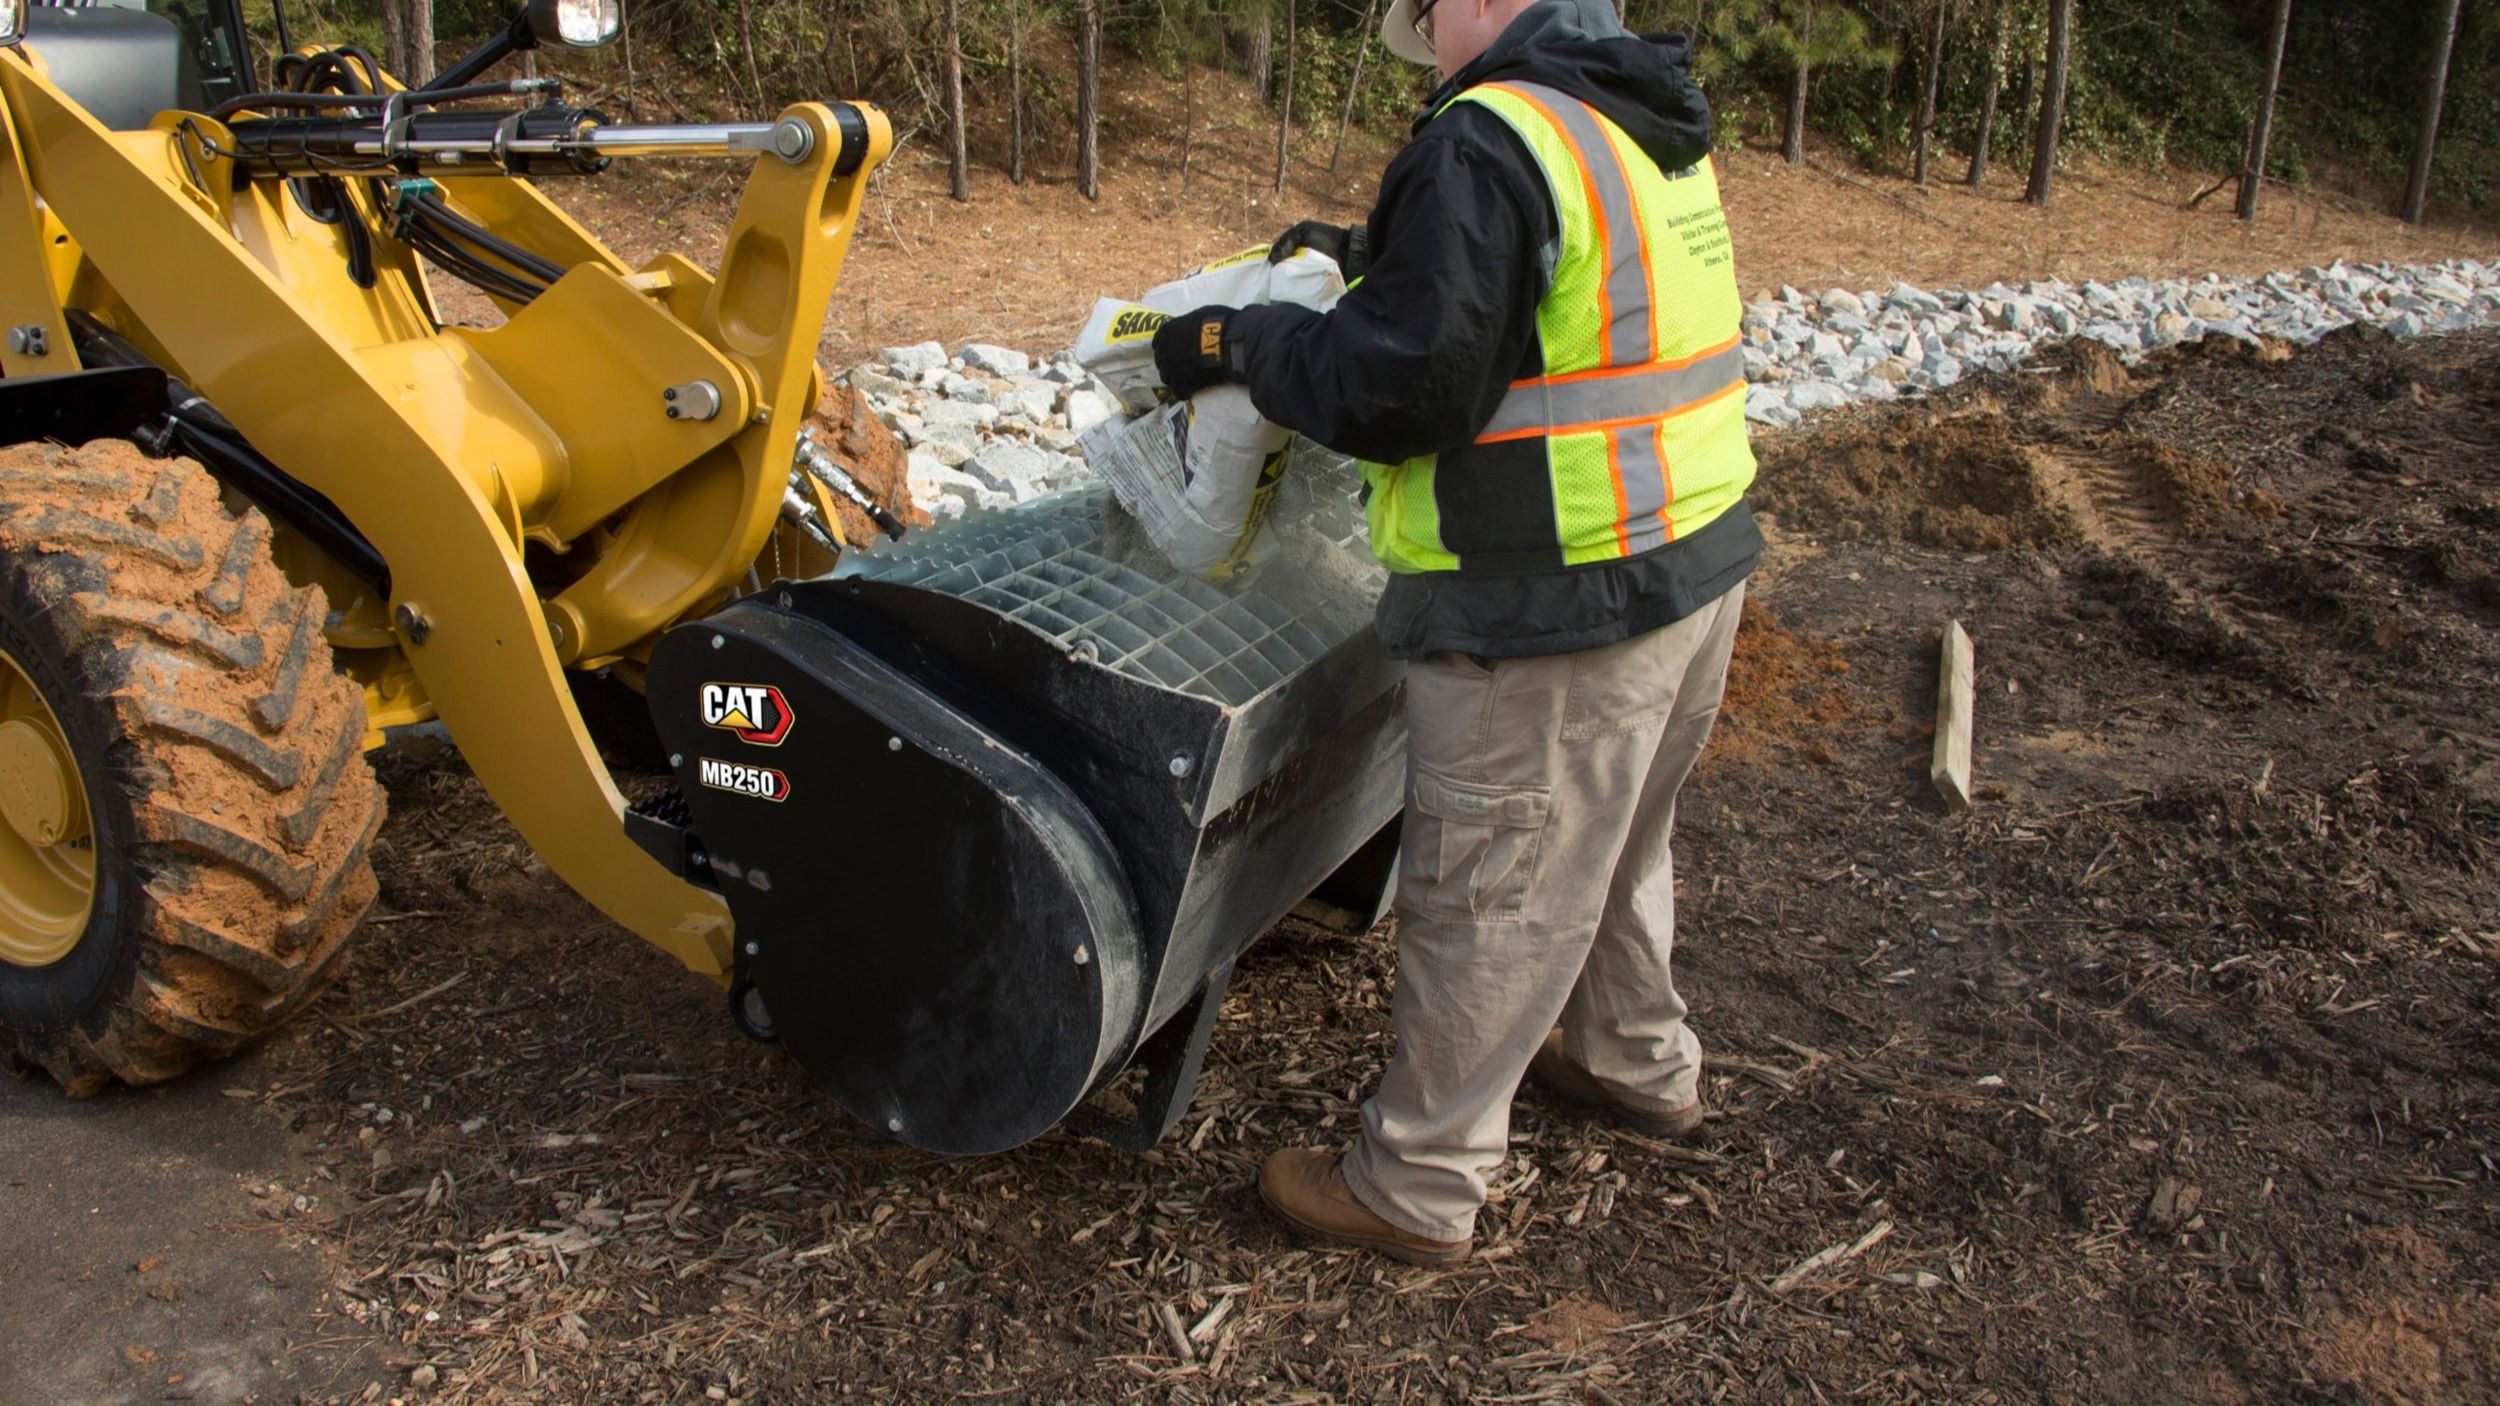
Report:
831,474,1380,710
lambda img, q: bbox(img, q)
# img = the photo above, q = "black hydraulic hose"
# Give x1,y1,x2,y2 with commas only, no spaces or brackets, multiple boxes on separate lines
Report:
400,226,547,304
421,13,535,95
65,312,393,595
409,193,566,285
209,81,558,123
163,416,393,595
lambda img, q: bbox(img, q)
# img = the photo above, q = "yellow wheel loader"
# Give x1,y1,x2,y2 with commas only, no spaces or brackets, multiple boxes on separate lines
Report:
0,0,1404,1153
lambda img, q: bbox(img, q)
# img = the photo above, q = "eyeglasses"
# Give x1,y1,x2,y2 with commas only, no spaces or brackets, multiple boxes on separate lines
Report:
1411,0,1439,41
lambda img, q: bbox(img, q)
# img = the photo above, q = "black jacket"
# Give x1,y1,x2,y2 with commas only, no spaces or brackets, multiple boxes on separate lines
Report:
1227,0,1760,660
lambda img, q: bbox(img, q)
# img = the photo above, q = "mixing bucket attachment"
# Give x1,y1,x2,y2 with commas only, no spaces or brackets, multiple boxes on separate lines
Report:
637,461,1406,1154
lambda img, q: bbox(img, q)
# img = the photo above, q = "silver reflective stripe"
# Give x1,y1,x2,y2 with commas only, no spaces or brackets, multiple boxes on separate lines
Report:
1613,421,1672,555
1504,81,1651,368
1475,341,1744,441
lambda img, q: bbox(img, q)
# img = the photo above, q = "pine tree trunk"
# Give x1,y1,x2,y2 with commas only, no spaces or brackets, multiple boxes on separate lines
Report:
2236,0,2292,221
1330,0,1378,179
1181,47,1197,185
1076,0,1102,200
625,10,642,118
1246,9,1273,106
942,0,969,200
381,0,407,83
1272,0,1296,195
410,0,433,83
2024,0,2072,206
1966,0,2006,187
382,0,435,85
1782,2,1812,166
1913,0,1949,185
734,0,764,111
2403,0,2464,225
1008,0,1025,185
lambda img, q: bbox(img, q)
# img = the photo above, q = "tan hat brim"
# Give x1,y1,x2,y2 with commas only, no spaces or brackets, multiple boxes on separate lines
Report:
1381,0,1438,66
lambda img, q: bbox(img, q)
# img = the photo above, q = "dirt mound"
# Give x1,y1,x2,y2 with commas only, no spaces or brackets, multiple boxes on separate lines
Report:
803,383,927,543
2311,1227,2500,1406
1751,332,2313,560
1752,412,2083,551
1711,597,1860,766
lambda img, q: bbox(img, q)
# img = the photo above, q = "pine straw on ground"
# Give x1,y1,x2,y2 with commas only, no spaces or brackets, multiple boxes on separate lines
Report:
241,327,2500,1406
515,49,2494,371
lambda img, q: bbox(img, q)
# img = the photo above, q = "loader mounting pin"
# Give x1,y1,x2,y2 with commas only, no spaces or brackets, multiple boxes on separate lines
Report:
711,634,726,649
770,116,816,164
887,736,902,752
394,603,432,644
6,326,48,356
662,381,723,421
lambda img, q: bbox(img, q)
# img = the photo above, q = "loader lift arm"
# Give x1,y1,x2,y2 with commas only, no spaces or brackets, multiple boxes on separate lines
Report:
0,0,892,976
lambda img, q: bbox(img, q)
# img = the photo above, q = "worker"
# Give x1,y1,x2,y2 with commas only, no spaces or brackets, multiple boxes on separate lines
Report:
1152,0,1758,1264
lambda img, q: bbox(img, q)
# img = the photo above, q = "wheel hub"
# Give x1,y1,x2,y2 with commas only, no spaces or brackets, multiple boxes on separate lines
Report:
0,648,93,967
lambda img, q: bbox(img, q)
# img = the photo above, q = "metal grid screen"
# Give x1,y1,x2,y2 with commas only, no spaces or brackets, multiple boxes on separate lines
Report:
833,480,1374,710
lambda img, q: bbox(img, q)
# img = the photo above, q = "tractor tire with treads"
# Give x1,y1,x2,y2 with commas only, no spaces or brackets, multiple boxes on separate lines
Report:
0,441,384,1094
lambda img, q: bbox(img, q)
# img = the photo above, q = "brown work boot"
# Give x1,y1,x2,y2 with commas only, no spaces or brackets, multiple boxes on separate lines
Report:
1258,1149,1473,1266
1528,1030,1706,1138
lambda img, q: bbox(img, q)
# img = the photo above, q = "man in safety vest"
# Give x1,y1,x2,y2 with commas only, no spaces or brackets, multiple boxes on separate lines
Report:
1152,0,1758,1263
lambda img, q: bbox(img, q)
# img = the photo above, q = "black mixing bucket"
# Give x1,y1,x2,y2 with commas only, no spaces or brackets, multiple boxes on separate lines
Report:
636,464,1406,1154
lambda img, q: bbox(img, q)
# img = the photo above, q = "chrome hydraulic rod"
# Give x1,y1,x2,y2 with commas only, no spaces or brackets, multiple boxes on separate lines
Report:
220,107,865,179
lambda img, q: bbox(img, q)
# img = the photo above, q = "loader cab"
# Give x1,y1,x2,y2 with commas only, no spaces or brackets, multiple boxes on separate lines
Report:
18,0,252,131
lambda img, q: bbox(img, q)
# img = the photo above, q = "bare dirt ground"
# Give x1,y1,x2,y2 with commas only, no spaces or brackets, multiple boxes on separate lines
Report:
126,323,2486,1406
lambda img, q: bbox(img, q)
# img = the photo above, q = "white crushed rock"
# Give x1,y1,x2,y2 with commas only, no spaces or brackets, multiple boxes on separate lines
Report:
848,258,2500,518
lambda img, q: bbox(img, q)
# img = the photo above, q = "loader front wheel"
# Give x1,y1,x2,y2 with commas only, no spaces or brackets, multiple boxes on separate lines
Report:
0,442,384,1094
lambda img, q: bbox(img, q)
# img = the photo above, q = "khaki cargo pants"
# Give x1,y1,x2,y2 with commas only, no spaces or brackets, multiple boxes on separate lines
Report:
1341,582,1745,1242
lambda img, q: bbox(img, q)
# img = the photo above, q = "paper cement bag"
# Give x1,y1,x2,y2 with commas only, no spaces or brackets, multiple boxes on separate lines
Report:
1074,245,1348,412
1071,246,1345,581
1077,387,1290,584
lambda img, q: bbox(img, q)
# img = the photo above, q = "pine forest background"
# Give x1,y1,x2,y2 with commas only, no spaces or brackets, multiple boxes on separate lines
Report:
253,0,2499,225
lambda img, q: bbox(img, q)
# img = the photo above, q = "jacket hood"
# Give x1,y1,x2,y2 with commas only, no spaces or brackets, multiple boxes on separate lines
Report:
1419,0,1712,174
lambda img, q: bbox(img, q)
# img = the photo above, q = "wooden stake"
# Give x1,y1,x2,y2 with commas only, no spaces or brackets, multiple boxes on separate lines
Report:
1932,621,1975,812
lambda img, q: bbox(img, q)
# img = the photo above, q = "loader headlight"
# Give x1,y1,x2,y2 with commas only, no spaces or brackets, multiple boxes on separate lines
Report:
0,0,24,49
524,0,622,49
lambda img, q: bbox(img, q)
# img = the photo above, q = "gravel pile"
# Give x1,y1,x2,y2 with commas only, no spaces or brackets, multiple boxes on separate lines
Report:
1738,256,2500,426
849,258,2500,508
847,340,1118,520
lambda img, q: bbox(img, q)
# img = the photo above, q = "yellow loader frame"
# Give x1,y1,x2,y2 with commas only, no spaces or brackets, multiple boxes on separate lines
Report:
0,35,892,980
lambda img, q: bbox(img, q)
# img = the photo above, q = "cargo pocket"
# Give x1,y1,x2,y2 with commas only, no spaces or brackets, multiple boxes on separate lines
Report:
1406,770,1552,922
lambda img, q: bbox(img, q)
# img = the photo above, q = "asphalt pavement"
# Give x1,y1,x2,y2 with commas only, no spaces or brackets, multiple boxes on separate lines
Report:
0,1048,385,1406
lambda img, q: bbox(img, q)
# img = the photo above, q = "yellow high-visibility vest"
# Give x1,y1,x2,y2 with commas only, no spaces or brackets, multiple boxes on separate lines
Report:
1365,80,1756,574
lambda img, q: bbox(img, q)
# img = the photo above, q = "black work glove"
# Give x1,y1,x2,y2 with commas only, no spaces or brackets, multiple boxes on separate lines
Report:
1151,305,1247,399
1270,220,1370,280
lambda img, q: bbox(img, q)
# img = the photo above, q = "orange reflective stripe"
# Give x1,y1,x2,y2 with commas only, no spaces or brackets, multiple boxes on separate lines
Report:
1506,334,1742,391
1603,419,1633,556
1476,341,1745,441
1485,82,1619,368
1475,378,1746,446
1600,119,1663,363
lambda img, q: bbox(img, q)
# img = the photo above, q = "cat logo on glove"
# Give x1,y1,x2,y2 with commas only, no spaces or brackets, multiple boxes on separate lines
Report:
699,757,792,803
700,683,793,746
